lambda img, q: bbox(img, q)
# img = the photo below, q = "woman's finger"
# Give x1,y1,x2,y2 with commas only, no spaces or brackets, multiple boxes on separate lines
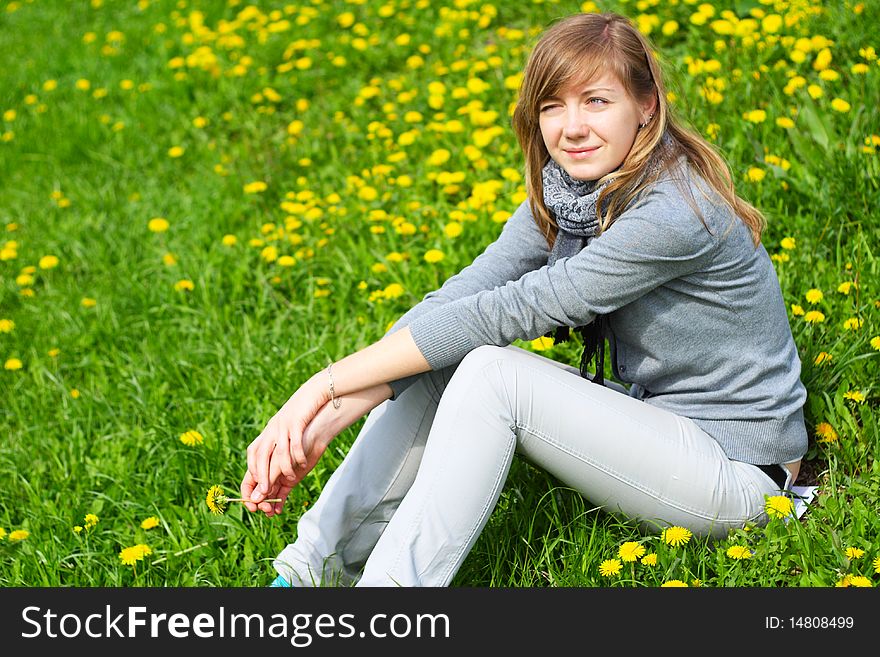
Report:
240,470,259,513
254,428,275,496
289,424,308,469
275,423,297,481
246,431,264,484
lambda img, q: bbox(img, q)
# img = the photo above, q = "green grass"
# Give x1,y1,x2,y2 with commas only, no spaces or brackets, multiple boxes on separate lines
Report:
0,0,878,587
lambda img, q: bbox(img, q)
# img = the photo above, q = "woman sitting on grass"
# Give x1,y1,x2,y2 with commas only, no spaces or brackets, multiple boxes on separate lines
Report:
241,11,807,587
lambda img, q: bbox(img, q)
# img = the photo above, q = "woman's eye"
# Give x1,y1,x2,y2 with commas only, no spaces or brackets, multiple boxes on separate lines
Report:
587,97,608,105
539,104,560,112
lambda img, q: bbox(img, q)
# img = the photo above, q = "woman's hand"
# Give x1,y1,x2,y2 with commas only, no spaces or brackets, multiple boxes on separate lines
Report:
241,395,337,517
241,381,395,517
245,374,328,502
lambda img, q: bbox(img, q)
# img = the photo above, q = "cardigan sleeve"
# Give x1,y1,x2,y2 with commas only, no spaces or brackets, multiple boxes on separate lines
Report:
406,195,719,370
381,200,551,399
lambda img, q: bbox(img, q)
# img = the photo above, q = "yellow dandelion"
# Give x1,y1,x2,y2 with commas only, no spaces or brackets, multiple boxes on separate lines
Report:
383,283,405,299
148,217,169,232
179,429,204,446
174,279,194,292
141,516,160,530
243,181,267,194
871,336,880,351
70,388,80,398
118,544,152,566
845,547,865,559
743,109,766,123
73,526,83,534
0,319,13,332
444,222,463,238
746,167,765,182
815,422,838,443
424,249,444,263
837,281,854,295
843,390,865,403
168,146,184,158
765,495,794,519
81,297,97,308
661,526,692,547
618,541,646,562
842,317,863,330
598,558,622,577
39,255,59,269
803,311,825,324
222,234,237,246
661,579,688,587
848,576,872,587
830,98,851,113
814,351,832,365
529,336,554,351
0,527,6,540
726,545,752,559
206,485,227,514
84,513,99,530
805,288,823,304
776,117,795,129
780,237,796,250
873,555,880,573
428,149,451,167
9,529,29,541
4,358,23,371
163,253,177,266
641,553,658,566
791,304,805,316
205,484,279,515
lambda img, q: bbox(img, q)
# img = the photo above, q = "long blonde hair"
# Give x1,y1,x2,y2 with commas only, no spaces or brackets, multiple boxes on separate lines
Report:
512,12,765,248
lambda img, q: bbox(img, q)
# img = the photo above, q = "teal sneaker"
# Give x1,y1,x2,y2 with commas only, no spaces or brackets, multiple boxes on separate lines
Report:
269,574,292,587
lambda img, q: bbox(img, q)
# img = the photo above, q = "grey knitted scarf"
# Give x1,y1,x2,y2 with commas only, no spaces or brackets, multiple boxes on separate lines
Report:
541,132,675,384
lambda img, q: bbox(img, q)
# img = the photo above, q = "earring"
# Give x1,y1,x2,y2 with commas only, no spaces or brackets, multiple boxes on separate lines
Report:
639,112,655,129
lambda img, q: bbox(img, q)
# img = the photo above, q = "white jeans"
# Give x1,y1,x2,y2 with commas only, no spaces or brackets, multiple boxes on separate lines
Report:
274,345,787,587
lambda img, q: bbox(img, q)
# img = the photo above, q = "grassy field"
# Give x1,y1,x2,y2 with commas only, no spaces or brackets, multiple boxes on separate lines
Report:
0,0,878,587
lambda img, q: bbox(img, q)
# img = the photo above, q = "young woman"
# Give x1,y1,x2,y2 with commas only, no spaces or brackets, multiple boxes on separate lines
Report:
241,12,807,587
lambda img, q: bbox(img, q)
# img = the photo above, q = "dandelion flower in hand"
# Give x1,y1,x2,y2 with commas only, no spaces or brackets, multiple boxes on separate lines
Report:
206,484,281,515
206,485,228,515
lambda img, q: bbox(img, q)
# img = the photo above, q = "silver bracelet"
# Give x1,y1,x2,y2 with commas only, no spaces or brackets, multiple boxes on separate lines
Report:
327,362,341,410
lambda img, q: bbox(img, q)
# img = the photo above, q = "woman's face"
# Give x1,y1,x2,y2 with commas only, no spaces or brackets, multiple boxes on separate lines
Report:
538,72,654,181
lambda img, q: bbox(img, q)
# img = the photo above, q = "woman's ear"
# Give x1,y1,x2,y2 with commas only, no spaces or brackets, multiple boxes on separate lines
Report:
641,93,658,125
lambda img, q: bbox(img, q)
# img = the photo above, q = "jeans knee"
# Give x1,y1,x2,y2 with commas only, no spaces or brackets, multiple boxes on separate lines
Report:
445,346,511,394
458,345,509,371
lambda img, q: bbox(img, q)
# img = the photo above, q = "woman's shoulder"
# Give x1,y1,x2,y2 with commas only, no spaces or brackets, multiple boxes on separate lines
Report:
633,157,736,238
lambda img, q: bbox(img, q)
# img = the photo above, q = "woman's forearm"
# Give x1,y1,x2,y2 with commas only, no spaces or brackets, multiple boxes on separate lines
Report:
322,326,432,400
324,382,394,437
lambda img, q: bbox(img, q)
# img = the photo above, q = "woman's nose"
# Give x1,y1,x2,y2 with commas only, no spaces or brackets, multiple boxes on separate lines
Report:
563,109,589,139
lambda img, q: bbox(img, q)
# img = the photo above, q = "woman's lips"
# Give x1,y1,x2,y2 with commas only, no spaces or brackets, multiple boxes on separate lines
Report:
564,146,600,159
